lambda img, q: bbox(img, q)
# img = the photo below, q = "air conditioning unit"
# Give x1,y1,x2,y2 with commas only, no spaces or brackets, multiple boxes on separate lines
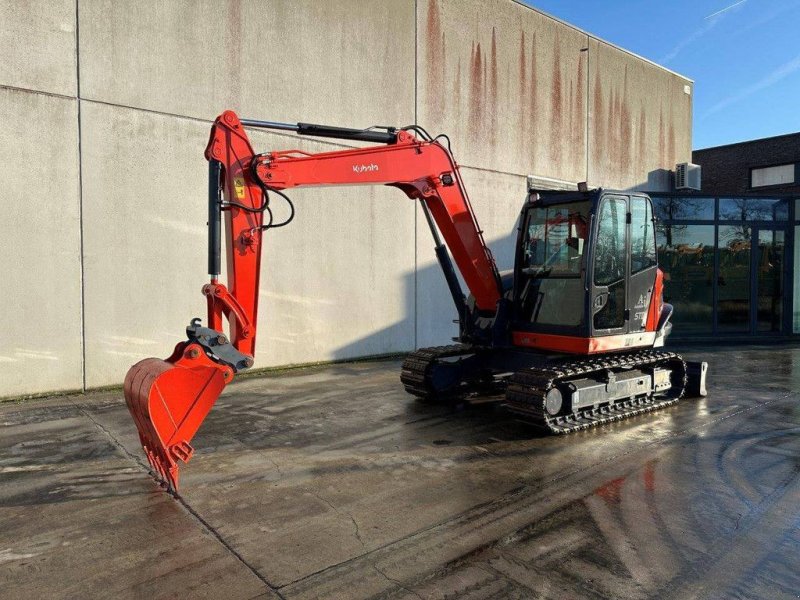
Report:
675,162,701,191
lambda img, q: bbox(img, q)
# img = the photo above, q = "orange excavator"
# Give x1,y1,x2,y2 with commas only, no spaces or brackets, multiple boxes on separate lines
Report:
124,110,707,491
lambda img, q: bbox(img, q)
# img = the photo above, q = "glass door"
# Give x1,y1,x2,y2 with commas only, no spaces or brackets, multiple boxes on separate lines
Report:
592,195,628,336
717,224,751,332
752,227,786,333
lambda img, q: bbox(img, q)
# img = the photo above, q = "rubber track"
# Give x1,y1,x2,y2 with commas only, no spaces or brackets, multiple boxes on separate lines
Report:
504,350,687,434
400,344,473,398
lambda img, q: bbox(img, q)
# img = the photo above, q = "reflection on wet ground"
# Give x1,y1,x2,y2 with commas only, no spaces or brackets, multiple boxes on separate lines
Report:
1,344,798,599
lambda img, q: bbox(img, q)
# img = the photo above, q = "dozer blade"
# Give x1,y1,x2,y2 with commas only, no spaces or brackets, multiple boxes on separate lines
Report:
123,344,230,491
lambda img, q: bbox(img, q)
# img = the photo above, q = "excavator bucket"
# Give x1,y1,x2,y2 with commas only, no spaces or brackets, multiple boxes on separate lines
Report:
123,344,230,491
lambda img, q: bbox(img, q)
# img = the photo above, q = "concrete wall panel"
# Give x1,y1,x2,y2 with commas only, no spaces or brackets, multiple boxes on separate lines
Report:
81,104,415,387
0,88,82,397
418,0,589,182
78,0,415,128
80,104,210,388
587,38,693,190
0,0,77,95
416,166,527,347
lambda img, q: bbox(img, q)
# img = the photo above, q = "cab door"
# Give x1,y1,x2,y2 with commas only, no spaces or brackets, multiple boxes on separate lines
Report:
591,194,629,336
627,195,659,333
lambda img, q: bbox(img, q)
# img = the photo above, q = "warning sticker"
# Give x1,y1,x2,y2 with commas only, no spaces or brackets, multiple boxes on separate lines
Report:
233,177,246,200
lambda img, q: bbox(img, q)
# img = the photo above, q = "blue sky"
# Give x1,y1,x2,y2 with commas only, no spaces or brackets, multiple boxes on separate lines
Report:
527,0,800,149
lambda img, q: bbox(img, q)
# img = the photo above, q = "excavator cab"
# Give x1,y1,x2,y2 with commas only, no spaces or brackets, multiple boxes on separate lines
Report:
510,189,671,354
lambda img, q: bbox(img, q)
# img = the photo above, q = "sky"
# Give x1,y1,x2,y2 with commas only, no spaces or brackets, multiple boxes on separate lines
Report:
526,0,800,149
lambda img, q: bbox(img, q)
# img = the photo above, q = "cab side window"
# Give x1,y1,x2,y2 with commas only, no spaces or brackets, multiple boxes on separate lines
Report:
631,197,657,273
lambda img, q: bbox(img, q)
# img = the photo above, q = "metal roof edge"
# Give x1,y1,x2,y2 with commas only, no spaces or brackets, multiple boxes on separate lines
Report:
510,1,694,83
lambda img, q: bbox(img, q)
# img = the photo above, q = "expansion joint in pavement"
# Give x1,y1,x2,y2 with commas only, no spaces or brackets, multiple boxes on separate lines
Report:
72,401,286,600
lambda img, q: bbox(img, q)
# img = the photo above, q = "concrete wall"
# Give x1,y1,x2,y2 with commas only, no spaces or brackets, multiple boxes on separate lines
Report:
1,0,692,397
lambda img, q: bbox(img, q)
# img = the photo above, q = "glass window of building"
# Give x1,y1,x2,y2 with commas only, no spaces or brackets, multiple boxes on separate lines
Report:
717,225,751,332
719,198,747,221
651,193,798,339
657,224,714,334
651,196,714,221
772,200,790,221
751,164,795,188
719,198,788,221
755,229,785,333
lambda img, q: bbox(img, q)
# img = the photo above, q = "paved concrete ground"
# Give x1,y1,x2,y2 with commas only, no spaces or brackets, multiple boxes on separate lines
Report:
1,344,799,599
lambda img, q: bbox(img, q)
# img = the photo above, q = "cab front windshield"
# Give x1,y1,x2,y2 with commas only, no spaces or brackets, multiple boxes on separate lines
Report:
522,201,590,278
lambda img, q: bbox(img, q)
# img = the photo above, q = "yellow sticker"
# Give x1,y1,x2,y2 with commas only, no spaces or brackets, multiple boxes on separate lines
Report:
233,177,246,200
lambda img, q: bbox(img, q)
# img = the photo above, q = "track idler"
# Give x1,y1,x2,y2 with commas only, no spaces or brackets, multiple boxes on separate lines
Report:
123,320,251,491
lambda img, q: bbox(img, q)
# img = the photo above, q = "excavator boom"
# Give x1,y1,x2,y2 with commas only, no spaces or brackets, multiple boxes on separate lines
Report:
124,110,502,490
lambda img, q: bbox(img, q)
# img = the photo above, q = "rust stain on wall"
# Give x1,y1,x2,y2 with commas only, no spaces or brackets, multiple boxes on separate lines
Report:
637,103,647,179
568,80,574,143
489,27,498,148
519,31,527,110
469,42,483,142
529,35,538,148
592,71,604,172
517,31,534,165
575,50,585,171
550,31,563,166
425,0,445,116
668,104,676,167
483,51,488,141
518,31,526,161
606,86,617,176
619,67,631,172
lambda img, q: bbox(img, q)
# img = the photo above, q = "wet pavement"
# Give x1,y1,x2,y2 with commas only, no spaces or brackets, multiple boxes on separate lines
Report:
1,344,799,599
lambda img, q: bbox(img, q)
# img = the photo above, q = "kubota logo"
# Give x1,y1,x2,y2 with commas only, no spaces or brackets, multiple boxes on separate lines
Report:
353,163,379,173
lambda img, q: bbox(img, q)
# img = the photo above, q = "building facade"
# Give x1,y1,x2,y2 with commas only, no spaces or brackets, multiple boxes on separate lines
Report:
693,132,800,195
651,194,799,339
2,0,693,398
662,133,800,340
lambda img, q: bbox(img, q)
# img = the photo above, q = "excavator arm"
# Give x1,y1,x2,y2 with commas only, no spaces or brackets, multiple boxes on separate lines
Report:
124,110,501,490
